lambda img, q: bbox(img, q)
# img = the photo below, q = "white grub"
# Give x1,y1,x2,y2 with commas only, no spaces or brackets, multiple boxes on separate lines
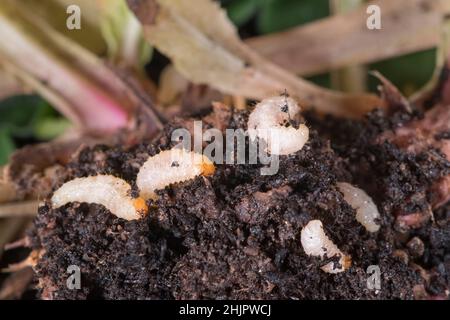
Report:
136,148,215,200
301,220,351,273
51,175,148,221
337,182,380,232
247,96,309,155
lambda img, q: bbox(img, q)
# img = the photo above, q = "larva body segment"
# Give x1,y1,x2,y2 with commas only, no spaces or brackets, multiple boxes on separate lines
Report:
247,96,309,155
337,182,380,232
301,220,351,273
51,175,148,221
136,148,215,200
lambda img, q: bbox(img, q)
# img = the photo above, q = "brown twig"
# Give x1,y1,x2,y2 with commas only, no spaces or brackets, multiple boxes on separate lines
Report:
2,249,43,273
4,236,30,251
0,218,30,259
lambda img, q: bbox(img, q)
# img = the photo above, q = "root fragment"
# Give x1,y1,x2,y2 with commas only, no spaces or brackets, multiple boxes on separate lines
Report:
2,249,43,273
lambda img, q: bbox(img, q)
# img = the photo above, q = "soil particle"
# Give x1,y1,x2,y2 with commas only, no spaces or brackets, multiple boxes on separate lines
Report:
407,237,425,258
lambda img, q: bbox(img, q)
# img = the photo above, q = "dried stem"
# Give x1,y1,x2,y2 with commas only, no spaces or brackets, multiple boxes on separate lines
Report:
0,0,163,136
2,249,42,273
0,68,28,100
0,180,17,204
329,0,367,93
247,0,450,77
411,15,450,106
4,237,30,251
0,201,39,218
0,218,30,259
128,0,384,118
0,267,34,300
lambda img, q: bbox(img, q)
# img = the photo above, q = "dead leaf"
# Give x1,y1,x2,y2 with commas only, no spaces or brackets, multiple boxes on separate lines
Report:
127,0,384,118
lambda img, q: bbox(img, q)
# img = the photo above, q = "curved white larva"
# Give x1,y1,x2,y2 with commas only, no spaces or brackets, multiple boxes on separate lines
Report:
247,96,309,155
51,175,148,221
136,148,215,200
336,182,380,232
301,220,351,273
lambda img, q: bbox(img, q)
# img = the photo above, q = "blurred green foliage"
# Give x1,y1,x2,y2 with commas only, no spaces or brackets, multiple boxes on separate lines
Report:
0,96,70,164
0,126,15,165
225,0,329,32
226,0,260,27
257,0,329,34
0,0,437,165
369,49,436,95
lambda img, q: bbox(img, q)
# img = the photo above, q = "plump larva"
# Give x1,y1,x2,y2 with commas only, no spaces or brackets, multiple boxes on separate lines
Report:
136,148,215,200
51,175,148,221
336,182,380,232
301,220,351,273
247,96,309,155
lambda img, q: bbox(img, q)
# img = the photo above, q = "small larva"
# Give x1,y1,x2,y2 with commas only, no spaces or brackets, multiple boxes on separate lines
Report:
301,220,351,273
136,148,215,200
51,175,148,221
337,182,380,232
247,96,309,155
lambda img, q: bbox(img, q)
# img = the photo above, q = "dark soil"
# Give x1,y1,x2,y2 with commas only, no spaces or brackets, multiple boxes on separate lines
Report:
29,104,449,300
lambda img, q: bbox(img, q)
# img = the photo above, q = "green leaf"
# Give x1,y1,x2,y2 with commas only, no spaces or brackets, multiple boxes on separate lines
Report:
307,73,331,89
226,0,259,27
29,98,70,140
0,95,68,141
33,117,71,140
0,95,42,128
0,95,53,138
257,0,329,34
0,127,15,165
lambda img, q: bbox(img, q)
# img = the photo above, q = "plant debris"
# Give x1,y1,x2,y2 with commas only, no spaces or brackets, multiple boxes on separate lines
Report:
128,0,384,118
